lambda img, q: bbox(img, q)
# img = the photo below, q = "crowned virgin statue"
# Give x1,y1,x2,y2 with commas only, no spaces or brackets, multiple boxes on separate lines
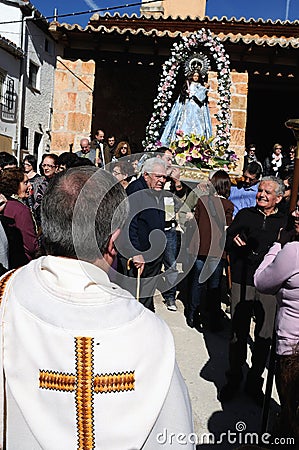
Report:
160,53,212,146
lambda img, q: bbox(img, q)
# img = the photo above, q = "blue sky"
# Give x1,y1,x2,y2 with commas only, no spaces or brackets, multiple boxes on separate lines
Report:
32,0,298,25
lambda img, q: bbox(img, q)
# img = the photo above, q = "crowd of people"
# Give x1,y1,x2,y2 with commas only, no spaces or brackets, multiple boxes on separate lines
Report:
0,133,297,448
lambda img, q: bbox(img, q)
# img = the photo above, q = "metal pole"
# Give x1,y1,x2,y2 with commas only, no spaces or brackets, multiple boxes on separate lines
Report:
285,119,299,212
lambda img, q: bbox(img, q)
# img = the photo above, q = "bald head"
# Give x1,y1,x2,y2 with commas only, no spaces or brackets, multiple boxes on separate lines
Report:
80,139,90,154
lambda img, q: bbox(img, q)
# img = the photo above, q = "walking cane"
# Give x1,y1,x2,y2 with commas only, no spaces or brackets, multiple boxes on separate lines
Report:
95,148,99,168
127,258,141,301
261,311,277,434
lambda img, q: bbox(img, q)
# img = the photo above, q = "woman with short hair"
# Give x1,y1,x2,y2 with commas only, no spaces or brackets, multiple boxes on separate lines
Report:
22,154,42,206
0,168,38,263
263,143,284,178
33,153,58,227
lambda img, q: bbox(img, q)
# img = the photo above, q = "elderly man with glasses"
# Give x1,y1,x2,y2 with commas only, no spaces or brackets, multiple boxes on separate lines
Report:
117,157,168,312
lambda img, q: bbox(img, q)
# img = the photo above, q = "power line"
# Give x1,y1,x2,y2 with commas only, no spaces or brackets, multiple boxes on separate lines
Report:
0,0,163,26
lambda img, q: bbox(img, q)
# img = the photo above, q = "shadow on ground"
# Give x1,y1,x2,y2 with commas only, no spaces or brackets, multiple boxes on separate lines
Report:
160,279,281,450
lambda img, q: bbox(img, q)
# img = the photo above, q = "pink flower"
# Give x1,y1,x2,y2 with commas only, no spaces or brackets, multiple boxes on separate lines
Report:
176,129,184,137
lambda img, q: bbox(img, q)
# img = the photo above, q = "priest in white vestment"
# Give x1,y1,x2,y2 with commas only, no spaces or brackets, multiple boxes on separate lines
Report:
0,166,194,449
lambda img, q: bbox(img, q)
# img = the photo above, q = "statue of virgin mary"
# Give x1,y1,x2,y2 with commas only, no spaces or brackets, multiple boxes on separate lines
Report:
160,53,212,146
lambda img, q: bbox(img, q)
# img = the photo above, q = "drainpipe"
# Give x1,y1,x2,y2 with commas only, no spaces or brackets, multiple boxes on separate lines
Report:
16,9,35,162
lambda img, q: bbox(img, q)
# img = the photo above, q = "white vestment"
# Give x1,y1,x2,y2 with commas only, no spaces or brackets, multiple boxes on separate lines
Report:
0,256,194,449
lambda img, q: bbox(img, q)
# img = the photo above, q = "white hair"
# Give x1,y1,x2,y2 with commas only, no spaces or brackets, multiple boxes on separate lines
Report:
142,157,167,174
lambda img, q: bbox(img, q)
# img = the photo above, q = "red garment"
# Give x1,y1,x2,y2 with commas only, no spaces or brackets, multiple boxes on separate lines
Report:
189,195,234,258
4,199,38,261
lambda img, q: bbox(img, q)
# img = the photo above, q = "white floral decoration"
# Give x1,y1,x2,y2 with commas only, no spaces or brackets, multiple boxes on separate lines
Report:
143,28,232,151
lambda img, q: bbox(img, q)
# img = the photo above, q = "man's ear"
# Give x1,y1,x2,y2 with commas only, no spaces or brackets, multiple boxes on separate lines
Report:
275,194,283,204
106,228,121,258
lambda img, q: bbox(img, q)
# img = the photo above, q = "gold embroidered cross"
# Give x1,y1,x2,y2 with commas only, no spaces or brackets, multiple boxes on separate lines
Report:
39,336,135,450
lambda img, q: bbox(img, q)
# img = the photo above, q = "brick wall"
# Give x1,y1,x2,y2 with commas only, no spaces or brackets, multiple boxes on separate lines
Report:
209,70,248,174
51,58,95,154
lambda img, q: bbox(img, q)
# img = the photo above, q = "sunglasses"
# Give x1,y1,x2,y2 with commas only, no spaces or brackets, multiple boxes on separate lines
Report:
42,164,55,169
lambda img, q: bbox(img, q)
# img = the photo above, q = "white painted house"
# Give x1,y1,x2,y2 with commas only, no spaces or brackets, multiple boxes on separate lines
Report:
0,0,57,162
0,34,23,154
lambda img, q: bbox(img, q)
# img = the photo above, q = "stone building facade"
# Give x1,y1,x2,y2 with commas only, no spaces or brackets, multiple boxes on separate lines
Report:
48,5,299,170
140,0,207,19
51,59,95,153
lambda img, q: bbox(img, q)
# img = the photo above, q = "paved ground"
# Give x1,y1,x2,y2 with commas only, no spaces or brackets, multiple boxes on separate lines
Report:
154,292,280,449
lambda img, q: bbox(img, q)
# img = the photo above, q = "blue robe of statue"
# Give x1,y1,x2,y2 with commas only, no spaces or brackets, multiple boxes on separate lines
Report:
160,81,212,146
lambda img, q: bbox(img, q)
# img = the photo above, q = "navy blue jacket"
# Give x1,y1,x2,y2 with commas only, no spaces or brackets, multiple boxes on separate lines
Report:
123,176,165,260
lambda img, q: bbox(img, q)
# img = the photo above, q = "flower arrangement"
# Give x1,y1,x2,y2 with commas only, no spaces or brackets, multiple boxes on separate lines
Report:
168,130,238,171
143,28,231,152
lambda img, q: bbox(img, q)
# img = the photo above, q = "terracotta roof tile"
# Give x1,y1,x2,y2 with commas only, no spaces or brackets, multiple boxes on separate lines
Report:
48,13,299,49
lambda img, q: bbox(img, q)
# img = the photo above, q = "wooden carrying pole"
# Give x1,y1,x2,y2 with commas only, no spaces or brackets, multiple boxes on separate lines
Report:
285,119,299,211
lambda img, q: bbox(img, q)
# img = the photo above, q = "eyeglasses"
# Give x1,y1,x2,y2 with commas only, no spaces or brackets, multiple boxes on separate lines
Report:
121,146,128,150
42,164,55,169
23,162,32,166
112,170,122,176
284,185,291,190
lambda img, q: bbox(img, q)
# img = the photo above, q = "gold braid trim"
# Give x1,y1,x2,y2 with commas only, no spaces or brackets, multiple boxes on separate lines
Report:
0,270,16,305
39,336,135,450
75,336,95,450
94,371,135,394
39,371,76,392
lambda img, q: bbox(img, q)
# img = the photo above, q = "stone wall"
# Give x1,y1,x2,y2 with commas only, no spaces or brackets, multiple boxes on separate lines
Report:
51,58,95,154
163,0,206,19
208,70,248,174
140,0,206,19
